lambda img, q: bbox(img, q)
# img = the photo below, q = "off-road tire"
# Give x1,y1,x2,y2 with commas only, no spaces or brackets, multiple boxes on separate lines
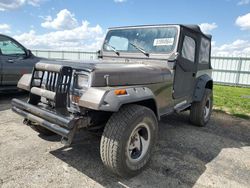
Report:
190,89,213,126
100,104,158,177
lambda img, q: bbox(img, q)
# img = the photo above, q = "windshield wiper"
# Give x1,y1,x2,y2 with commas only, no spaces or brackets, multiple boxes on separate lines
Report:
104,42,120,56
129,42,149,57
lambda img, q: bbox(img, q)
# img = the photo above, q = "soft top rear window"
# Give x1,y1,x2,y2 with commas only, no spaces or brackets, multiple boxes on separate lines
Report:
199,37,210,64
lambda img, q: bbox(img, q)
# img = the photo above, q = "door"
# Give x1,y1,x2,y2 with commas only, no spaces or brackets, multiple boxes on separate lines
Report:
173,29,199,100
0,35,34,85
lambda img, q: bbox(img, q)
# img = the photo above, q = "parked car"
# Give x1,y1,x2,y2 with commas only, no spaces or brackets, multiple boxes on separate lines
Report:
0,34,40,91
12,24,213,177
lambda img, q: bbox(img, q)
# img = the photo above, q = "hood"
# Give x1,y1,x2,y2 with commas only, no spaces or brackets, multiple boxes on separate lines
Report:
91,62,172,86
38,59,172,87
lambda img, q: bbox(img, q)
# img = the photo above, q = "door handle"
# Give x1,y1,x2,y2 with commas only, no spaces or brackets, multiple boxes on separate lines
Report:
7,59,14,63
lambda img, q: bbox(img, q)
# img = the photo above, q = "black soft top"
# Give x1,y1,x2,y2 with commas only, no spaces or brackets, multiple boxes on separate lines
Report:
181,25,212,40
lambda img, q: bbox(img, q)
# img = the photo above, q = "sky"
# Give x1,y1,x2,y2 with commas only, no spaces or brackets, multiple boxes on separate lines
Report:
0,0,250,56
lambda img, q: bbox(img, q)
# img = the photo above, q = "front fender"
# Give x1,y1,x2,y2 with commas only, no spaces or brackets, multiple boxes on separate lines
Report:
78,87,156,112
17,74,32,91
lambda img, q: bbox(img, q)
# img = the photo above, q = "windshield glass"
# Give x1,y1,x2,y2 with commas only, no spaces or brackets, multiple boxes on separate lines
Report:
103,26,178,54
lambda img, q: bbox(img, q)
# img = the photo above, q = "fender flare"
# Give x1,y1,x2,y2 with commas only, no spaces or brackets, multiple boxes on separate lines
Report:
193,75,213,102
78,87,159,118
17,74,32,91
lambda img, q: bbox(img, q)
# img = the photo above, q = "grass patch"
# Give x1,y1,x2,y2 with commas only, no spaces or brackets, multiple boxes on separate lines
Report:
214,85,250,119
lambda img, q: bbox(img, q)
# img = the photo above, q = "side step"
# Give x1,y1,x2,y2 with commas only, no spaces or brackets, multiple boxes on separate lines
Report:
174,101,191,113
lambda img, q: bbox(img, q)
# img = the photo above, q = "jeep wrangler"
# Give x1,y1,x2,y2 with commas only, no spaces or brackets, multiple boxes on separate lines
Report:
12,24,213,177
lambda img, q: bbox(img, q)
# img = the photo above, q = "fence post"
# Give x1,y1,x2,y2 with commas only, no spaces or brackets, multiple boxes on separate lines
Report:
62,51,64,60
235,57,242,86
78,51,81,60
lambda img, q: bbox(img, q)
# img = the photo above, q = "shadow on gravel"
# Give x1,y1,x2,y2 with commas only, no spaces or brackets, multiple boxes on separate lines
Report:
38,133,61,142
50,112,250,187
0,91,28,111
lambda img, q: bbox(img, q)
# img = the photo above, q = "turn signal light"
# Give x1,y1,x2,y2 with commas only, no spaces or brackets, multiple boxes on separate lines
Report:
72,95,80,103
114,89,127,95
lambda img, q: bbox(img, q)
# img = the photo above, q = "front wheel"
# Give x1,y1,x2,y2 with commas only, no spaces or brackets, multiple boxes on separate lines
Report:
190,89,213,126
100,104,158,177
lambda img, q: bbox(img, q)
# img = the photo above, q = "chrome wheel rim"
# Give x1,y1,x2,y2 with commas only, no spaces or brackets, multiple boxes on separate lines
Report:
126,122,151,163
204,98,211,119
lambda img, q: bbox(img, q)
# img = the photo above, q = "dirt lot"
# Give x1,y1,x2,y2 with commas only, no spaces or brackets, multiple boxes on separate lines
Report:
0,92,250,188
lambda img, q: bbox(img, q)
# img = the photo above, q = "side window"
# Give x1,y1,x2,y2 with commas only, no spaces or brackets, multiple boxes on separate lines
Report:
0,36,25,56
199,37,210,64
181,36,196,62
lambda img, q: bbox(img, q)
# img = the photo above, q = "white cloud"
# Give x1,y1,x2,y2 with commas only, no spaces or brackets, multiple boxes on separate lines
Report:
13,21,104,51
212,39,250,56
0,23,10,30
235,13,250,30
41,9,78,30
27,0,40,6
0,0,41,11
199,23,218,33
237,0,250,5
114,0,127,3
0,23,11,33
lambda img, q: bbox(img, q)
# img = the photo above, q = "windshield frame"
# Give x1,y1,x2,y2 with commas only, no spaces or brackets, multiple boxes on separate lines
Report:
101,25,180,59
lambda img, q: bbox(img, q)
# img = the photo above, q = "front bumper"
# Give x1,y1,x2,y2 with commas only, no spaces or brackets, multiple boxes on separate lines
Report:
12,99,78,145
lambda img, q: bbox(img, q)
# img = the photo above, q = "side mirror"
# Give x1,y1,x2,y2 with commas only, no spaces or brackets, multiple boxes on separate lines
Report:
97,50,103,58
168,52,179,62
25,49,32,58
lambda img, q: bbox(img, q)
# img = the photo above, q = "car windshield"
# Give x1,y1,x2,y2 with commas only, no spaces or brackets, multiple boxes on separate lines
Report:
103,26,178,55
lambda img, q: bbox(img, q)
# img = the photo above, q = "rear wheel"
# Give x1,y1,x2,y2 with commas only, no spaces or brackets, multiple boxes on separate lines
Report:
100,104,158,177
190,89,213,126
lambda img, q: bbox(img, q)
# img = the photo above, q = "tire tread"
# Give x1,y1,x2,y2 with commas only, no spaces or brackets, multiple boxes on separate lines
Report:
190,89,213,126
100,104,156,176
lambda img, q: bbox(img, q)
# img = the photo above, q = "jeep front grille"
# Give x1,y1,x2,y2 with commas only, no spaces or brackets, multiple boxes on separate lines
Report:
29,63,73,110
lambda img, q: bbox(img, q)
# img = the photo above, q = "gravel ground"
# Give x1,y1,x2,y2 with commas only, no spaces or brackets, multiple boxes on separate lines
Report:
0,92,250,188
